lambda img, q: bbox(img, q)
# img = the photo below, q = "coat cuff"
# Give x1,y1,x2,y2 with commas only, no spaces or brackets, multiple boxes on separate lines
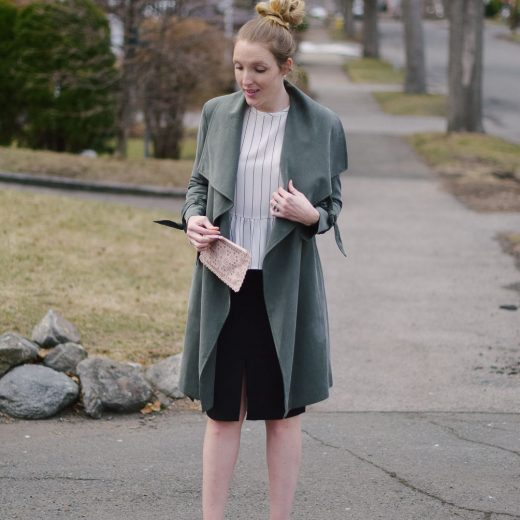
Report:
182,204,205,232
299,207,329,241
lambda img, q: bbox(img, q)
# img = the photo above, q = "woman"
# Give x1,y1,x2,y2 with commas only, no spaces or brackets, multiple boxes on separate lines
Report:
178,1,348,518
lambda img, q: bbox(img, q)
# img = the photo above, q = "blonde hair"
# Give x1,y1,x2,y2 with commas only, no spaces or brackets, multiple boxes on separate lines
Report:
236,0,306,67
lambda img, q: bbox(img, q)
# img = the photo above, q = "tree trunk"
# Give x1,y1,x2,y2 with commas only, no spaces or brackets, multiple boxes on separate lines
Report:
402,0,427,93
363,0,379,58
114,1,140,158
152,124,183,159
343,0,356,39
147,106,184,159
510,0,520,32
447,0,484,132
115,62,131,158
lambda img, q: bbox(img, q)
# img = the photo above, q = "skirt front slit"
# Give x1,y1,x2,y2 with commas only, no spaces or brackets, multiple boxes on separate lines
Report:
206,269,306,421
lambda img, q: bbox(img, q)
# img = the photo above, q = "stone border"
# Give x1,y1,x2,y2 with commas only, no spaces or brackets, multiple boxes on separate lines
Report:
0,310,186,420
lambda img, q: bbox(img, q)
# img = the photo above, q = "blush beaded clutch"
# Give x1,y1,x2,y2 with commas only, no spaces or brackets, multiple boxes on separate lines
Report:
199,236,252,292
153,219,251,292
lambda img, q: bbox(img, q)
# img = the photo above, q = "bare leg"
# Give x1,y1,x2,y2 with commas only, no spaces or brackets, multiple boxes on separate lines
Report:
265,415,302,520
202,372,247,520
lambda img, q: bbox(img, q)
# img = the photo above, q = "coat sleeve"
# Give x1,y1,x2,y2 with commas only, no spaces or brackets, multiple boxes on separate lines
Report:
180,102,213,232
299,114,348,248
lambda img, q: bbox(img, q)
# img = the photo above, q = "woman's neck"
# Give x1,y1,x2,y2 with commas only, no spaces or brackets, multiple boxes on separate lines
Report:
258,87,290,113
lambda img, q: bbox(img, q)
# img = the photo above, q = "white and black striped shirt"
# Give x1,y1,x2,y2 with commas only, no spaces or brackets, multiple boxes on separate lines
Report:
230,104,289,270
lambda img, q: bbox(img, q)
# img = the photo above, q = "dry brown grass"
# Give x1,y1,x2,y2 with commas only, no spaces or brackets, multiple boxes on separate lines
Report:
373,91,447,117
0,188,196,367
343,58,404,84
0,146,193,188
498,232,520,272
409,132,520,212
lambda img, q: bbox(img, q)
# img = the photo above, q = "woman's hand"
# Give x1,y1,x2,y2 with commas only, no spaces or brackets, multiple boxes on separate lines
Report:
186,215,221,252
270,179,320,226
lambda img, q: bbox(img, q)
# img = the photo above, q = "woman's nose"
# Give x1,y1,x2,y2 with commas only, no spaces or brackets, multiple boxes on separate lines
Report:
242,70,253,85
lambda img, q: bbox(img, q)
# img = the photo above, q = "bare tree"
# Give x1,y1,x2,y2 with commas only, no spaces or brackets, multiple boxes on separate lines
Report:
95,0,151,157
136,16,232,159
363,0,379,58
447,0,484,132
94,0,213,158
402,0,427,93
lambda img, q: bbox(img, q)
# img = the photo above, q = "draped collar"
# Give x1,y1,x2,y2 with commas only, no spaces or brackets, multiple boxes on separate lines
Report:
196,80,341,256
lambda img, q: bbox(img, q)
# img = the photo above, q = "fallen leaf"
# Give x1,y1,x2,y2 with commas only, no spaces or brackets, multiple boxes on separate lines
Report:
140,400,162,414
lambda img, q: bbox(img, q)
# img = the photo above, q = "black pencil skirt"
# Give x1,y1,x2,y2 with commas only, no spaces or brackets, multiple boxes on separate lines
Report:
206,269,306,421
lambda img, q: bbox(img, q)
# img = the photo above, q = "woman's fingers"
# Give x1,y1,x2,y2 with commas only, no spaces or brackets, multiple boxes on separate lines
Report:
288,179,302,195
190,234,220,252
271,184,316,223
189,216,219,233
186,215,221,251
191,225,221,237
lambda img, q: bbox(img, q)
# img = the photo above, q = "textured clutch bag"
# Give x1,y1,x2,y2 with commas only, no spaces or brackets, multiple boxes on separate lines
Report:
200,236,251,292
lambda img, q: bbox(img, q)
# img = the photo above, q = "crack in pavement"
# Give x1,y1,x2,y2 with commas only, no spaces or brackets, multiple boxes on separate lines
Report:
423,419,520,459
438,418,514,434
301,428,520,519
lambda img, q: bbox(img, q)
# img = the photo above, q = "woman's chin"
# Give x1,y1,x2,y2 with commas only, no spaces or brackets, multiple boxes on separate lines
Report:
244,96,259,107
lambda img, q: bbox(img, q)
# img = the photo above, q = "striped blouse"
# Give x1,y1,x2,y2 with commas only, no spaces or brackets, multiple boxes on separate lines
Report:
229,104,290,270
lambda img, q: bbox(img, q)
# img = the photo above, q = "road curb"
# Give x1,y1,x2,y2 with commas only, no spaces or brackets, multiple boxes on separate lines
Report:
0,170,187,198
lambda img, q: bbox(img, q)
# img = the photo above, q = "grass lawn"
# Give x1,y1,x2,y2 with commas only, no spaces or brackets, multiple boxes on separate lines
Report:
0,133,198,189
0,146,193,188
343,58,404,84
0,189,195,367
372,91,447,117
498,232,520,272
409,132,520,212
328,24,361,43
498,32,520,44
117,136,197,161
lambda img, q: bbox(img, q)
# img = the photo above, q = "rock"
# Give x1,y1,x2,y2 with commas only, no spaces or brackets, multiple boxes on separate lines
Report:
0,332,40,377
43,342,88,374
153,389,174,408
80,149,97,158
0,364,79,419
32,309,81,348
145,353,184,399
77,357,154,419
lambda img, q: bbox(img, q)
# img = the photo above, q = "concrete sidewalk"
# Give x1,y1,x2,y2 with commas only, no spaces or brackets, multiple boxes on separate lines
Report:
300,34,520,414
2,27,520,520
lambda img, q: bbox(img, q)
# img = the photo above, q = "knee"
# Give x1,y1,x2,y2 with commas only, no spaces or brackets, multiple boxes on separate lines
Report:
206,417,243,436
265,416,301,436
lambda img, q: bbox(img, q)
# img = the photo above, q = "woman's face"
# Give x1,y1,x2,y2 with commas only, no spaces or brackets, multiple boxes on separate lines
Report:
233,39,292,112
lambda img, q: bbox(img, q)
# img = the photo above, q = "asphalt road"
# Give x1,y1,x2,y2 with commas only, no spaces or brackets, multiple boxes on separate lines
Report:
379,18,520,143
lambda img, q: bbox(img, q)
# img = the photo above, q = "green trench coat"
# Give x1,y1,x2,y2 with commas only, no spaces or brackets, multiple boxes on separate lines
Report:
178,80,348,417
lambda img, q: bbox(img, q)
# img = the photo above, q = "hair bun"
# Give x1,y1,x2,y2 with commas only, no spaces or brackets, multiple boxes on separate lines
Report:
256,0,306,29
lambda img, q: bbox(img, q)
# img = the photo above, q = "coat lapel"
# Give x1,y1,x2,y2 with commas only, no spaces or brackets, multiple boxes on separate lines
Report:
197,91,246,227
264,81,332,258
199,81,335,252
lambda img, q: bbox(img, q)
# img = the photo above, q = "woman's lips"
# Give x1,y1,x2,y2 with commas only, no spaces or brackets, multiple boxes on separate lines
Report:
244,88,259,98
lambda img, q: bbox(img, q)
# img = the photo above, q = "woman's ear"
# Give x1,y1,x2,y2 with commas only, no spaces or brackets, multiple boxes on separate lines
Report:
281,57,293,77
